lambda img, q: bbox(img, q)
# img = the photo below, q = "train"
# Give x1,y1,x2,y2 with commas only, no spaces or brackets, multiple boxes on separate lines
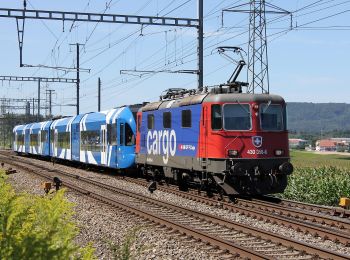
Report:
13,86,293,196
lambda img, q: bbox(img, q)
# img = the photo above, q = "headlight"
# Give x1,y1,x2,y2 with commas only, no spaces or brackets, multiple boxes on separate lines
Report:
228,150,239,157
274,149,284,156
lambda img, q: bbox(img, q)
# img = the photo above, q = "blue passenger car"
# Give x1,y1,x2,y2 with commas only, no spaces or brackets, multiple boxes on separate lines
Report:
12,105,140,171
77,106,137,169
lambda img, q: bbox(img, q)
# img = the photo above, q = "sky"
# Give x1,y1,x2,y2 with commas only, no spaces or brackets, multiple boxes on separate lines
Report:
0,0,349,116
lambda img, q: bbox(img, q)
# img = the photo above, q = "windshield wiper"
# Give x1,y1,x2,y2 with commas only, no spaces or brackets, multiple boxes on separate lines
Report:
235,99,250,114
263,100,272,113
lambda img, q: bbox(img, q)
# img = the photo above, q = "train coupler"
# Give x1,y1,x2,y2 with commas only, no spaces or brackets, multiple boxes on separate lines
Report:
212,175,239,195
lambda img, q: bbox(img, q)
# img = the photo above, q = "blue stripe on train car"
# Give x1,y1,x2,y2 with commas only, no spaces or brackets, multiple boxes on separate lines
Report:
79,111,106,165
71,114,87,162
138,104,201,163
24,123,33,154
105,108,119,168
50,117,74,160
40,121,52,156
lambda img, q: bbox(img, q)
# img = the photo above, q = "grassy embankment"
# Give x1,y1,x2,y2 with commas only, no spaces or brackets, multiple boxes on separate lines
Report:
281,150,350,206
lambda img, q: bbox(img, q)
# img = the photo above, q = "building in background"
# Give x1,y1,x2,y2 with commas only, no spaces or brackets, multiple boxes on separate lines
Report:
331,138,350,152
289,139,309,150
315,139,350,152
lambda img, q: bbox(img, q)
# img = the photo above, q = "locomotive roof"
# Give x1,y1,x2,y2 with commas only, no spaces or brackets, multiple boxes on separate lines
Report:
141,92,285,112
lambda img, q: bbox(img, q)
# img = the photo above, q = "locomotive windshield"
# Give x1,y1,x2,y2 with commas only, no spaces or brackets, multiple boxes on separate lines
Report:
223,104,251,130
260,104,284,131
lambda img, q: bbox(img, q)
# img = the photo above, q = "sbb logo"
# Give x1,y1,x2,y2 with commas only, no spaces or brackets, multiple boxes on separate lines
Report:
146,130,177,164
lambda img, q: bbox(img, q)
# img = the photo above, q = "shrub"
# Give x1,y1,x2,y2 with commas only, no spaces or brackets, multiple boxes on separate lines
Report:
0,172,95,260
282,166,350,206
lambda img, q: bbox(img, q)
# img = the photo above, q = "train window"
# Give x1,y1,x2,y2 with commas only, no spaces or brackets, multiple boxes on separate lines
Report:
182,110,192,128
163,112,171,128
81,130,100,151
125,123,135,146
260,104,284,131
25,129,30,142
107,123,117,146
107,124,111,144
211,105,222,130
50,129,55,143
112,122,117,145
223,104,251,130
57,132,70,149
120,123,125,146
30,134,39,146
147,114,154,129
41,130,48,142
17,134,24,145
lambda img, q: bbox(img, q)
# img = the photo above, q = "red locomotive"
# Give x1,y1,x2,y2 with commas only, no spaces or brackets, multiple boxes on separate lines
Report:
135,86,293,196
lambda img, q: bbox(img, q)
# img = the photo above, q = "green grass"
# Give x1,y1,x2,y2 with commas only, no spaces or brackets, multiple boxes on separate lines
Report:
290,150,350,168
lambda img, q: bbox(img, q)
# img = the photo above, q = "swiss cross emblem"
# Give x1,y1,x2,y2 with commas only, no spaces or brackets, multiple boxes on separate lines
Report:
252,136,263,148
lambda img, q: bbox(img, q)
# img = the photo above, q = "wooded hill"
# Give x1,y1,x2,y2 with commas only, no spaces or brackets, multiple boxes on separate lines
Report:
287,102,350,133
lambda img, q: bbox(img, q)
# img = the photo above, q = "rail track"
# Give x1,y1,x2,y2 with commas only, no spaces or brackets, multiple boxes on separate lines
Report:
0,151,349,259
122,177,350,243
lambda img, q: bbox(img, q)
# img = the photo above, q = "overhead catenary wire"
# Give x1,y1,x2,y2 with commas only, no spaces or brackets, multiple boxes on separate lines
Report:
6,0,349,114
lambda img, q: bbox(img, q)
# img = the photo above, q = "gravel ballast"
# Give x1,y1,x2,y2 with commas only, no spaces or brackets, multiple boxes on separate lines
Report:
5,155,350,258
6,167,233,260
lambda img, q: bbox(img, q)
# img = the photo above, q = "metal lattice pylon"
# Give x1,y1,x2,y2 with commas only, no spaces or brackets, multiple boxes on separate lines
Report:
247,0,269,94
222,1,291,94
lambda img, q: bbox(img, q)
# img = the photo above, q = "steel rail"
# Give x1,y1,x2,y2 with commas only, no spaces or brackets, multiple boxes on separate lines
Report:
1,153,349,260
120,176,350,245
2,158,266,259
236,198,350,232
271,197,350,219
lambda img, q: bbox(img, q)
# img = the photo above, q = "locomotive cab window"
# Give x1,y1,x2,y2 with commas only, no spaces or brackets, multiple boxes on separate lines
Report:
223,104,251,130
147,114,154,129
211,105,222,130
260,104,284,131
163,112,171,128
182,110,192,128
